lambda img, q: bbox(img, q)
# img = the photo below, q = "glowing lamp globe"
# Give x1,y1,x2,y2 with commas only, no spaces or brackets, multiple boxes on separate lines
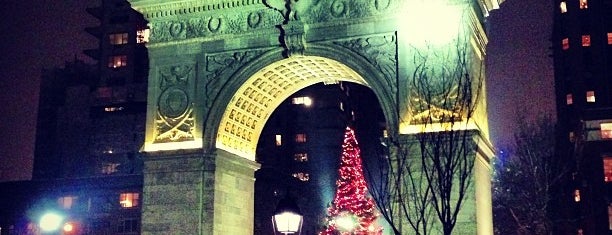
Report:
272,196,303,234
39,212,63,232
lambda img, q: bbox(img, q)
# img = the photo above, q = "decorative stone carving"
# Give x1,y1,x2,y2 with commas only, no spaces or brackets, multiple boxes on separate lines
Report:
330,0,348,18
332,34,398,94
148,8,283,43
155,65,195,143
202,50,266,109
280,21,306,57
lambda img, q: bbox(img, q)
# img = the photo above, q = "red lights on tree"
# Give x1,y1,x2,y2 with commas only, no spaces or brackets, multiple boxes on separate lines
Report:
319,126,382,235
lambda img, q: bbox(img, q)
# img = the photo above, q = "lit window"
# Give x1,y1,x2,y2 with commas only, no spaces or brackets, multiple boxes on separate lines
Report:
119,193,139,208
601,123,612,139
108,55,127,68
294,153,308,162
58,196,77,209
562,38,569,50
292,172,310,181
608,33,612,45
104,106,124,112
292,96,312,106
560,1,567,13
604,157,612,182
608,204,612,230
586,91,595,102
109,33,128,45
275,134,282,146
580,0,588,9
136,28,150,44
101,163,120,174
295,133,307,143
574,189,581,202
566,94,573,105
569,132,575,142
581,35,591,47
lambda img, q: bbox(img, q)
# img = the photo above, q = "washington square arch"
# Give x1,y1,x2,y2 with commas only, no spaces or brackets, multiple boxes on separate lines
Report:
127,0,502,234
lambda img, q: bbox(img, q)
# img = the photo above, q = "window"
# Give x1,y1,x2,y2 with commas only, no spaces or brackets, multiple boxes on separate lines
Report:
294,153,308,162
582,35,591,47
137,28,150,43
586,91,596,102
292,96,312,106
101,163,120,174
275,134,282,146
108,55,127,68
601,123,612,139
562,38,569,50
119,193,139,208
608,204,612,230
104,106,124,112
569,132,575,142
560,1,567,13
604,157,612,182
117,218,139,233
574,189,581,202
58,196,77,209
292,172,310,181
608,33,612,45
295,133,307,143
566,94,573,105
580,0,588,9
109,33,128,45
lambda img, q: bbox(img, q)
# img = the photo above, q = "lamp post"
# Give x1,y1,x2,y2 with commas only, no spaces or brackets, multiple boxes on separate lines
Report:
272,195,303,235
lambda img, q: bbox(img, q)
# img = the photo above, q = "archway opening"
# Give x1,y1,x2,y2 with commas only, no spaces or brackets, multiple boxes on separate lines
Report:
253,82,386,234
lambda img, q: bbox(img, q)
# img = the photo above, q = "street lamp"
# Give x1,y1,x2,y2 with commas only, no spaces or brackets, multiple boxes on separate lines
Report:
39,211,64,233
272,195,303,235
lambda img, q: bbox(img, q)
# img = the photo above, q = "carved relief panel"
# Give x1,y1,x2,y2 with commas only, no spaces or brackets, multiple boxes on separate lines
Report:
154,64,196,143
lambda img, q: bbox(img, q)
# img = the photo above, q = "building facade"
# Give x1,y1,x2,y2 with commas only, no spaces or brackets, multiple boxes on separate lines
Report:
0,0,149,234
552,0,612,233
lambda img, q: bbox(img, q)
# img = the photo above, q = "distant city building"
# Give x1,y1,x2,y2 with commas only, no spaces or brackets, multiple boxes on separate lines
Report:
1,0,148,234
552,0,612,233
254,83,385,235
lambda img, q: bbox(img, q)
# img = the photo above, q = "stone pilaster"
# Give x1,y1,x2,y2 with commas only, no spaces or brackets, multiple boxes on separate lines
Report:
213,150,260,235
140,150,214,234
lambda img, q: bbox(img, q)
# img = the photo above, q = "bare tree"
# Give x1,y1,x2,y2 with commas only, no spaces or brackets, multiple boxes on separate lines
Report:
367,22,484,234
492,114,566,235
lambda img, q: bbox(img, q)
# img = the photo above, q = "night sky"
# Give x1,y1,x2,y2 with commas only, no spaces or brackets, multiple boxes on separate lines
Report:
0,0,554,182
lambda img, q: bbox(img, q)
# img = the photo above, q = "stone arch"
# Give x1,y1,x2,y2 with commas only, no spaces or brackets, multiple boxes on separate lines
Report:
209,48,396,161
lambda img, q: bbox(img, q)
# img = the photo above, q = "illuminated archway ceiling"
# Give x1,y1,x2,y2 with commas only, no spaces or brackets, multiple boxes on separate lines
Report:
216,56,369,161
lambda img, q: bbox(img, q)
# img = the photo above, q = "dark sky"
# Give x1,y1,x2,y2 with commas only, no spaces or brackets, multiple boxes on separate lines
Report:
0,1,97,181
0,0,554,182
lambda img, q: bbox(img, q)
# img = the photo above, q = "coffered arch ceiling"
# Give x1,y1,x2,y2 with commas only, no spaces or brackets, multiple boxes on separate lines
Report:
215,55,370,161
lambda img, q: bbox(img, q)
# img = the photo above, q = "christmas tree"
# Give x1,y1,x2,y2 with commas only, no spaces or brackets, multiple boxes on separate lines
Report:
319,126,382,235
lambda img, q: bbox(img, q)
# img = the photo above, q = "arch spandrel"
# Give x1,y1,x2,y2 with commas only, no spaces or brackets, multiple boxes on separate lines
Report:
215,55,368,161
